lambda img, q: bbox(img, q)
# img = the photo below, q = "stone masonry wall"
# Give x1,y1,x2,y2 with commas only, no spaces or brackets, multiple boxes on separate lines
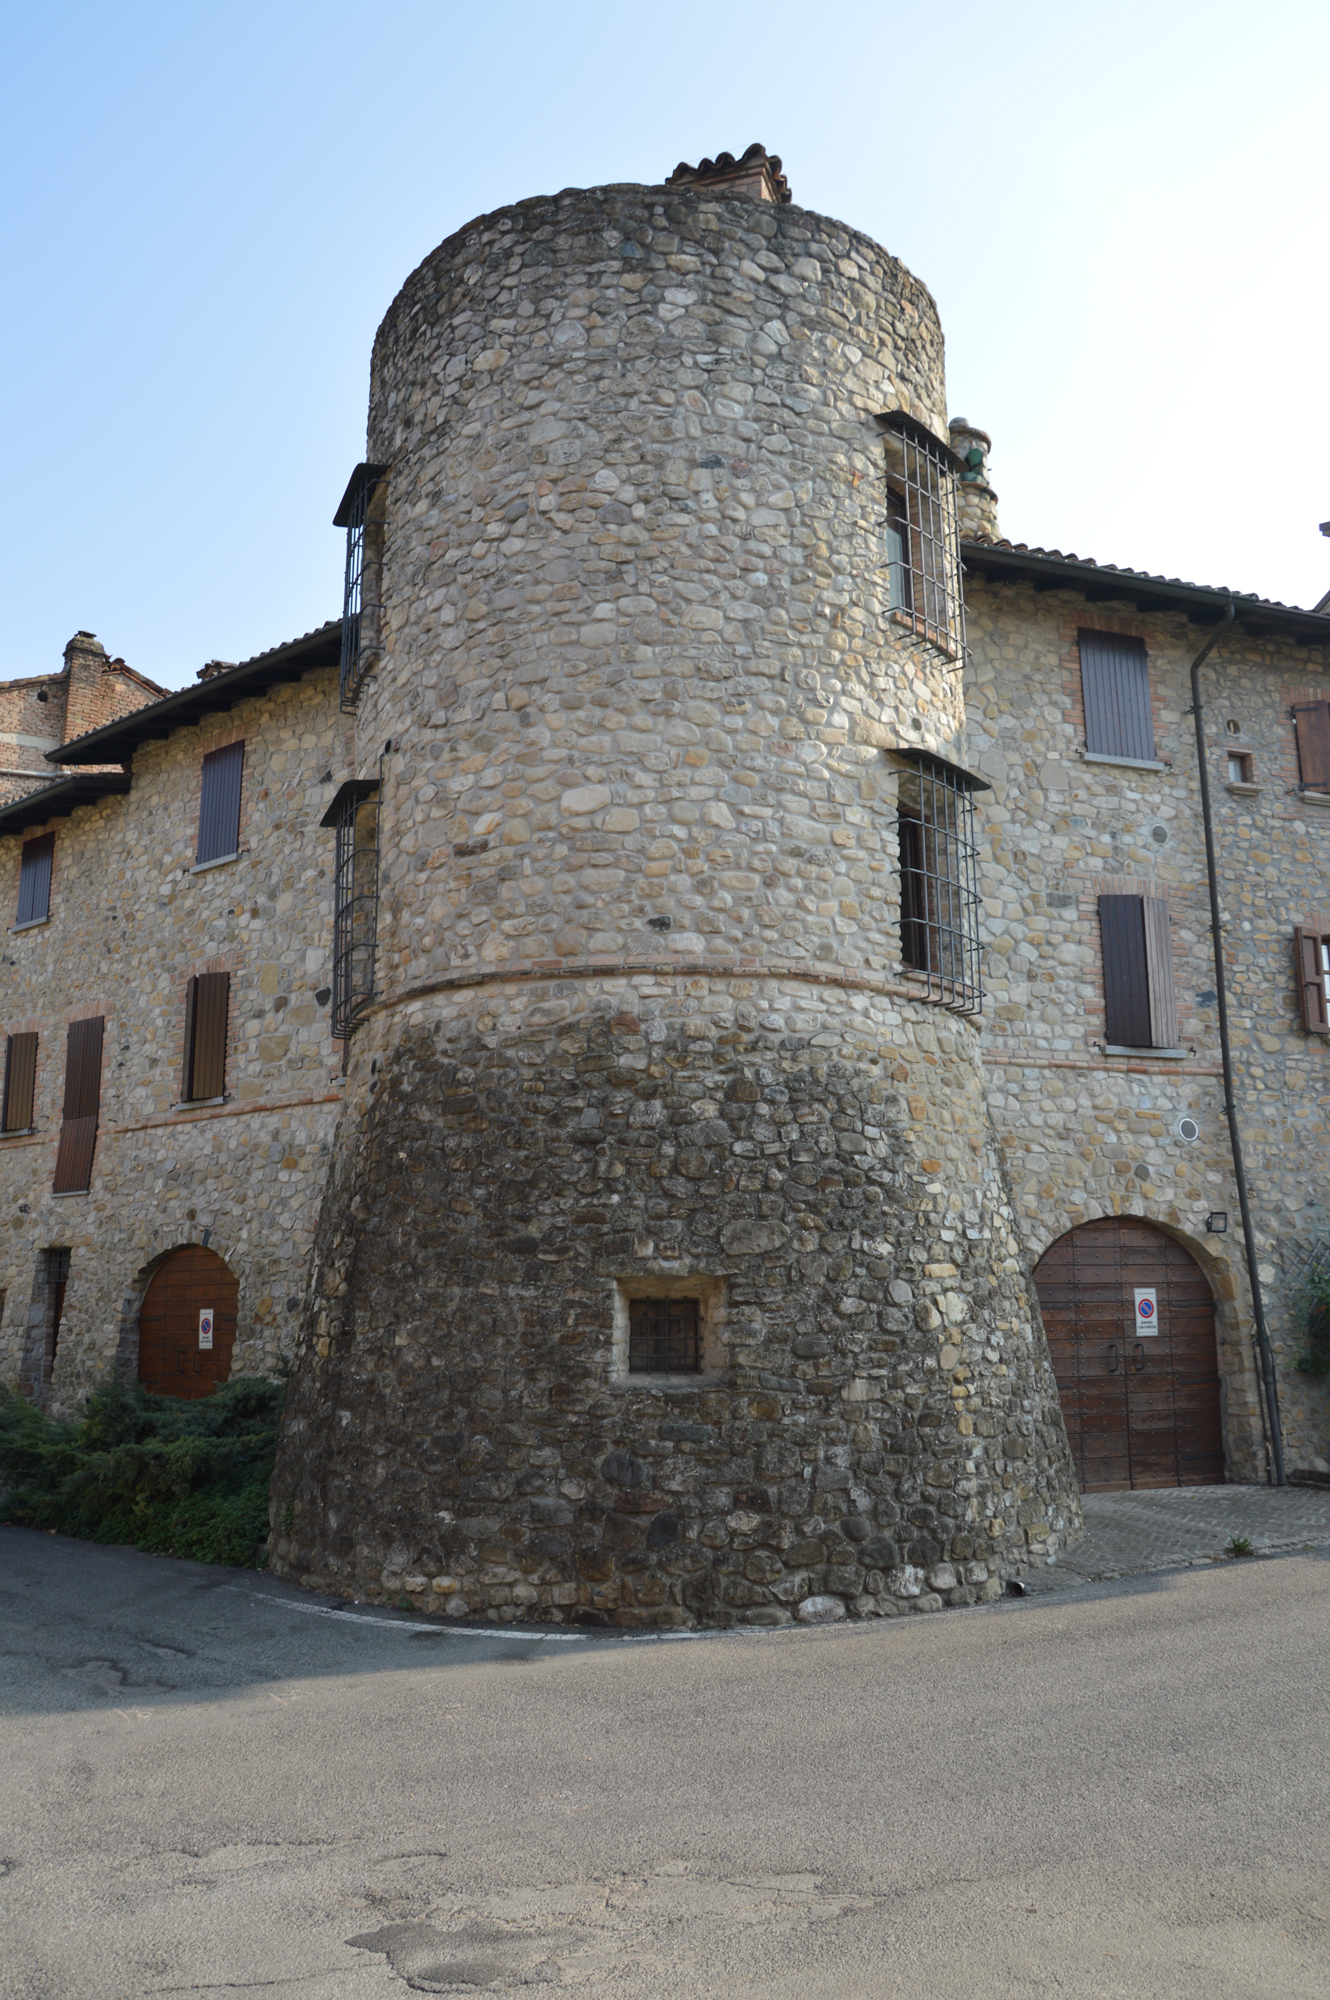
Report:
269,180,1083,1626
965,575,1330,1478
0,665,350,1412
270,975,1080,1628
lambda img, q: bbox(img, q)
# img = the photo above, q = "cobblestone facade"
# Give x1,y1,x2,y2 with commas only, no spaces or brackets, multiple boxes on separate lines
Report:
266,176,1083,1626
966,572,1330,1480
0,661,349,1407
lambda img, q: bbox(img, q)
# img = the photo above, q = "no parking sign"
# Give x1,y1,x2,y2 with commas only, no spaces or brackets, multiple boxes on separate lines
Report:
198,1309,214,1351
1133,1288,1159,1337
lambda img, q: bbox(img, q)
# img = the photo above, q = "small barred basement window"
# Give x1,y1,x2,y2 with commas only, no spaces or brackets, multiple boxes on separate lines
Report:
629,1296,701,1374
334,463,390,712
877,411,966,660
320,780,380,1037
895,751,987,1014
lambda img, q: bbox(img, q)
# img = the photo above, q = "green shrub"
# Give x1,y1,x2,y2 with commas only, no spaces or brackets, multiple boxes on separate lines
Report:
0,1375,283,1567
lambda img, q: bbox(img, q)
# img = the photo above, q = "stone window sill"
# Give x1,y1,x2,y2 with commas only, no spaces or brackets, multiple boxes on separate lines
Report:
1297,791,1330,808
51,1188,90,1198
0,1126,35,1138
10,916,51,933
189,851,242,875
170,1095,228,1111
1081,752,1168,772
1226,782,1261,797
1103,1045,1189,1059
609,1374,723,1390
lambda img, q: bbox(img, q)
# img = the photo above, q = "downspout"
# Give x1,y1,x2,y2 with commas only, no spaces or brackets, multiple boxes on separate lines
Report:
1188,603,1287,1485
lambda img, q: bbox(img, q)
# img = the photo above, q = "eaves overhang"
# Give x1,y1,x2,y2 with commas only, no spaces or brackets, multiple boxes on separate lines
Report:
0,772,133,837
49,620,343,769
962,539,1330,647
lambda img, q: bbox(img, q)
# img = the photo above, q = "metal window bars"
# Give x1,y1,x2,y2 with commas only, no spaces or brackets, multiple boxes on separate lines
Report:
320,778,381,1038
333,463,390,713
894,749,989,1015
628,1296,702,1373
876,411,967,663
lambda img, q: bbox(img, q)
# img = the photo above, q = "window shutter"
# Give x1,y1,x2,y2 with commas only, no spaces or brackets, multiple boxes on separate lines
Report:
53,1016,103,1194
1099,896,1152,1046
1142,897,1178,1048
181,975,199,1101
189,972,230,1100
16,833,54,926
1080,631,1154,762
1292,703,1330,792
2,1033,37,1131
196,741,245,864
1294,928,1330,1033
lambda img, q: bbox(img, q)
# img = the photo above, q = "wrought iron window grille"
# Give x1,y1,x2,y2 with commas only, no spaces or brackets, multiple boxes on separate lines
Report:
892,749,988,1015
333,462,390,713
320,776,381,1038
628,1295,702,1373
876,411,967,666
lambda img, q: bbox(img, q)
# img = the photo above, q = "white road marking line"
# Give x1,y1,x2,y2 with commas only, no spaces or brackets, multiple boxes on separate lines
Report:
224,1587,704,1642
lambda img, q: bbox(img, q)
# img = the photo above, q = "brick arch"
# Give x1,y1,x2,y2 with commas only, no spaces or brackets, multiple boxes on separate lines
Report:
1033,1216,1224,1490
137,1245,238,1399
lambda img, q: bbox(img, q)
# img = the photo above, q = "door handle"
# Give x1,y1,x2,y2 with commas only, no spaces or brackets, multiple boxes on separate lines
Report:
1107,1343,1118,1373
1133,1342,1146,1372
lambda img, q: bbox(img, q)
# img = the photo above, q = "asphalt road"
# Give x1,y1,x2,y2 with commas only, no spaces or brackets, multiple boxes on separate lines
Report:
2,1524,1327,1999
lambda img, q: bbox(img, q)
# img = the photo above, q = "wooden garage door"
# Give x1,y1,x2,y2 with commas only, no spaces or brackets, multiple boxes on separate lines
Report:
1034,1219,1224,1491
138,1246,238,1399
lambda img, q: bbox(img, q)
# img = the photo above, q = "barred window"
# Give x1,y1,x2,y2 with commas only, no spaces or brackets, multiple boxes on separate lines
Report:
334,463,389,713
877,412,966,659
895,750,987,1014
320,779,380,1038
629,1296,701,1374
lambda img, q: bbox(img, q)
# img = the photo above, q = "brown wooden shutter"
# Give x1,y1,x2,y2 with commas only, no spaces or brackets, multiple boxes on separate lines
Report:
196,741,245,864
1080,631,1155,762
1295,928,1330,1033
1292,703,1330,792
2,1033,37,1131
1099,896,1151,1046
16,833,54,926
188,972,230,1100
52,1016,103,1194
1142,897,1178,1048
181,975,198,1101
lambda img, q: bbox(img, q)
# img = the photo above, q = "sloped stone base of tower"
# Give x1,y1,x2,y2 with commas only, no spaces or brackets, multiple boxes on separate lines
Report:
269,978,1081,1626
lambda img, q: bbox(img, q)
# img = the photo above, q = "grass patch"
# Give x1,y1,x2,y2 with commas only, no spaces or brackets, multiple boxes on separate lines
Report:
0,1375,282,1568
1225,1533,1253,1558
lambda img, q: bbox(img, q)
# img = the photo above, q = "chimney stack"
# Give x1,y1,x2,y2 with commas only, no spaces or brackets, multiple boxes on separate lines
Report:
949,419,999,542
666,143,792,204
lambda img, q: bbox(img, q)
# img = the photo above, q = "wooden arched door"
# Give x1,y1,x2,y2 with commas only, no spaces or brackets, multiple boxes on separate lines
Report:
1034,1219,1224,1491
138,1246,238,1399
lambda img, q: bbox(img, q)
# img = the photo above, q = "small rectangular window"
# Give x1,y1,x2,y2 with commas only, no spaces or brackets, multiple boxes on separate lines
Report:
1294,928,1330,1034
16,833,54,927
2,1033,37,1132
629,1296,701,1373
1080,631,1154,762
52,1016,103,1194
1292,702,1330,792
196,741,245,865
181,972,230,1101
1099,896,1176,1048
1227,753,1254,784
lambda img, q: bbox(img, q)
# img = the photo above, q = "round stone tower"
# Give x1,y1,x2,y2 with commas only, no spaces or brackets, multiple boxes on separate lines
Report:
269,155,1081,1626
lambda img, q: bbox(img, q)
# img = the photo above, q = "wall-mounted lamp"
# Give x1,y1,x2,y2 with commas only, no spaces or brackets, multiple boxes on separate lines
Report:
1206,1212,1228,1233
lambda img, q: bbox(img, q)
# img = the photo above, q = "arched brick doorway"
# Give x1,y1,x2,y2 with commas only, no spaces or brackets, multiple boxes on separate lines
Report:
138,1246,238,1399
1033,1218,1224,1491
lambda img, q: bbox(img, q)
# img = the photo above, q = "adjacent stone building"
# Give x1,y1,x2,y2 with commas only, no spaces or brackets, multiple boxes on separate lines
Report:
0,632,165,806
2,146,1328,1629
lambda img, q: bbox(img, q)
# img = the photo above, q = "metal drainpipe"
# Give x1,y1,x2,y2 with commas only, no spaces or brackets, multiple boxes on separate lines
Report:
1189,602,1286,1485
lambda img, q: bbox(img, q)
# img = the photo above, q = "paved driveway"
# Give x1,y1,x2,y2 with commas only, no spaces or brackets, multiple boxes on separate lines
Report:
2,1513,1329,1999
1026,1481,1330,1592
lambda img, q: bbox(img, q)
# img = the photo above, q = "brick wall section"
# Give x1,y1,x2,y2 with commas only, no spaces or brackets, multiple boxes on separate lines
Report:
0,664,351,1410
0,633,166,805
965,576,1330,1478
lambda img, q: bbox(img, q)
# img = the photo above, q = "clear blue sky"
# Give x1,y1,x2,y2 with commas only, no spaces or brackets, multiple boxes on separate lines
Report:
4,1,1327,691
